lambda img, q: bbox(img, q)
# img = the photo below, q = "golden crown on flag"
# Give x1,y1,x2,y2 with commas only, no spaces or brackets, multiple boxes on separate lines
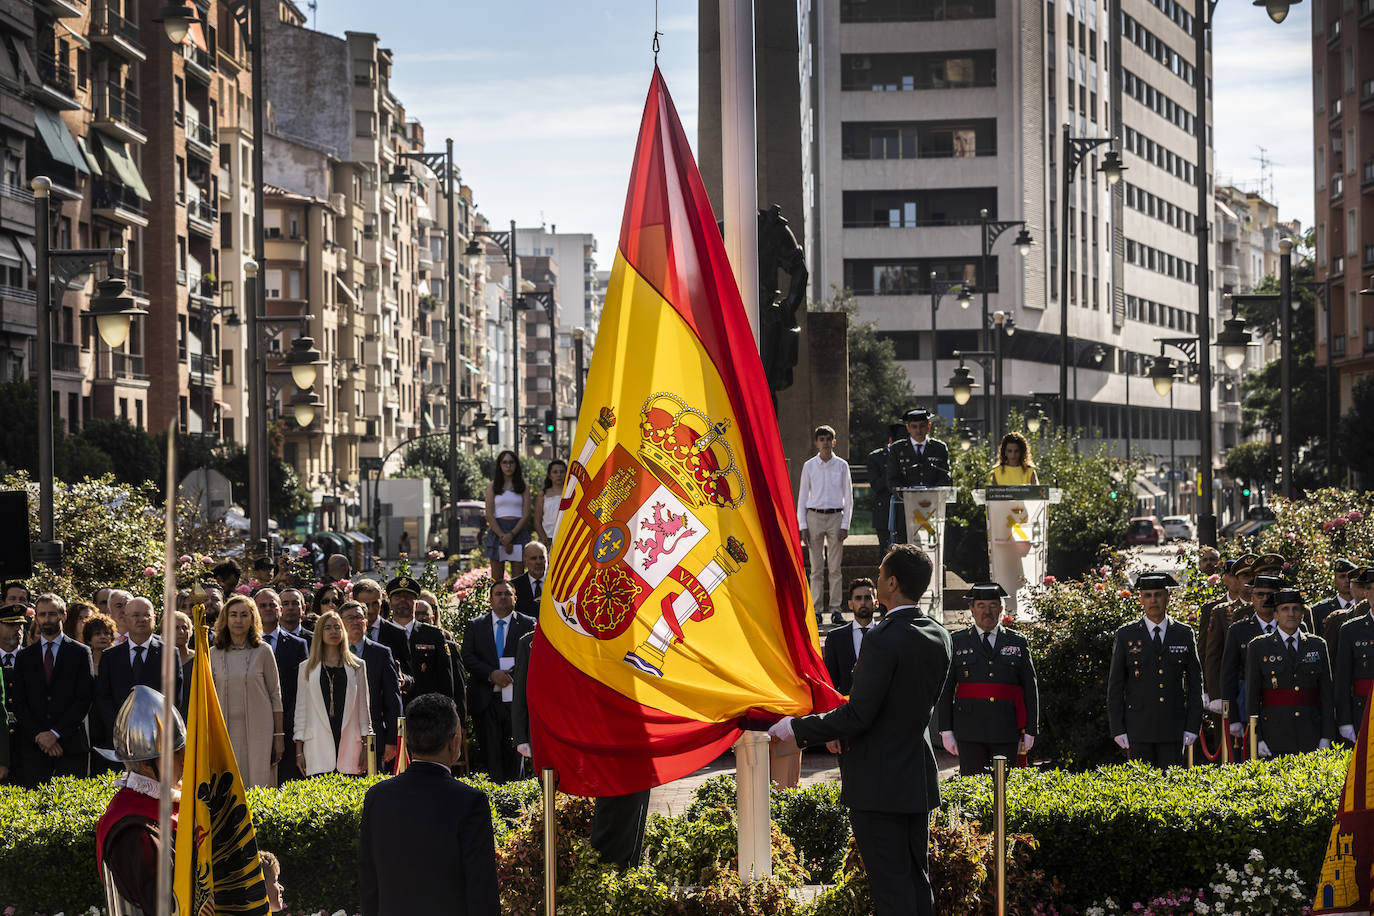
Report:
638,392,744,510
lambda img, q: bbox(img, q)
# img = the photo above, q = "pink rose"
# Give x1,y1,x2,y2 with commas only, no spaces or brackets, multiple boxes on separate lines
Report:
1334,517,1349,528
428,549,443,560
1042,575,1056,586
1001,614,1015,627
1324,521,1335,532
178,554,192,565
142,566,157,577
1120,589,1132,598
201,555,214,566
1350,510,1365,522
299,546,310,556
1093,583,1106,592
235,585,252,595
1207,574,1221,585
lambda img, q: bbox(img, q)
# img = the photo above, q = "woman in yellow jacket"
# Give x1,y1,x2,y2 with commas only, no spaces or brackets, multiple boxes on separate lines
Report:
989,432,1039,485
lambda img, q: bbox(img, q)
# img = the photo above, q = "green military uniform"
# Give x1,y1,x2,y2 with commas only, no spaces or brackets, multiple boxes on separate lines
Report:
936,612,1039,777
1202,596,1248,701
1245,626,1335,755
1324,597,1368,653
1221,613,1280,721
1334,603,1374,736
0,603,22,783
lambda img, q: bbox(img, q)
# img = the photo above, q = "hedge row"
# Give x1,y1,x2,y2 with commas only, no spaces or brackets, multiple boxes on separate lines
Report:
0,752,1350,913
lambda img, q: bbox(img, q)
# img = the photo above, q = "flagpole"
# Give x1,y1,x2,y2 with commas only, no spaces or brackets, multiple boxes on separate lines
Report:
719,0,770,882
157,423,177,916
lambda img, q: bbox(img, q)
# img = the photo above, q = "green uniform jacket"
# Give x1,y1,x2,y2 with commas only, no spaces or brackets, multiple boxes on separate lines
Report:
1324,600,1368,659
1244,630,1335,753
936,626,1039,744
1334,609,1374,729
1107,618,1203,742
793,606,952,814
1312,596,1353,635
0,662,7,769
1221,615,1278,710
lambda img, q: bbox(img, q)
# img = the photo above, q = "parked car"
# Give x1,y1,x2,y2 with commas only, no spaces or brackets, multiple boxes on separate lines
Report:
1161,516,1195,541
1126,516,1166,546
1220,505,1277,540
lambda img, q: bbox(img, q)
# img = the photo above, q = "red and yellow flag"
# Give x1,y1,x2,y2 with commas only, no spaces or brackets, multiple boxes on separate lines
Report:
1315,688,1374,914
526,68,842,797
174,606,271,915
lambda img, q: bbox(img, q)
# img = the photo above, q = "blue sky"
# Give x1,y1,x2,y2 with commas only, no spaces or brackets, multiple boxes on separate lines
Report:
308,1,1314,255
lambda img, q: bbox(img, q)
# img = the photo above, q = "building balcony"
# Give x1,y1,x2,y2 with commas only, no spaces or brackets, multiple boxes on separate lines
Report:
188,352,218,382
1364,244,1374,268
1362,0,1374,23
95,351,148,382
91,81,147,145
264,232,307,262
187,196,216,236
182,42,214,82
53,341,81,374
1364,159,1374,188
1333,174,1345,202
184,118,215,160
0,284,36,336
1332,255,1346,277
93,180,149,227
0,183,35,235
33,52,80,110
1330,97,1343,122
90,3,147,62
1330,17,1344,43
35,0,84,18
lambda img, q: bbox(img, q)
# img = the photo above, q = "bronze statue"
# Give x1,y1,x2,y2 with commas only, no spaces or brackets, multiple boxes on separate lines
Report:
758,204,808,393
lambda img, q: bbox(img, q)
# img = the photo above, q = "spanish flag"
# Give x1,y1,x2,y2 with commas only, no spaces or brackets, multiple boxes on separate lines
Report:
1315,685,1374,913
173,606,271,915
526,68,842,797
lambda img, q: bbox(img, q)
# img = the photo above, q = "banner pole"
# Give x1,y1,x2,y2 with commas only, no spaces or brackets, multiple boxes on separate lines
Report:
366,734,376,777
735,731,772,880
395,717,407,774
1249,715,1259,761
156,423,176,916
542,767,557,916
719,0,758,341
993,754,1007,916
1220,701,1231,764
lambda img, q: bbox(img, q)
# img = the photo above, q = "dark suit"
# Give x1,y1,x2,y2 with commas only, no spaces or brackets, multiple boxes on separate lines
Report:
885,438,952,544
1334,611,1374,731
822,621,868,696
1220,616,1279,720
937,626,1039,776
368,617,414,689
1245,630,1335,754
1201,598,1245,701
3,651,24,784
509,574,547,619
352,638,402,772
793,606,952,916
1324,600,1367,658
358,760,499,916
13,635,94,785
1107,618,1203,768
460,611,534,784
1312,596,1353,637
0,659,8,774
865,445,892,549
406,621,458,709
263,629,308,783
511,630,534,751
95,637,182,738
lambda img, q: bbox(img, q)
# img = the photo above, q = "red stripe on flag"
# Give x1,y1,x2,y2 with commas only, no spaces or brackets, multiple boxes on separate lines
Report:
527,628,740,797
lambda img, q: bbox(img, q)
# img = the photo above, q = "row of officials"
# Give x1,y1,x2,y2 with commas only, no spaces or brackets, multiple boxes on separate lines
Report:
823,553,1372,775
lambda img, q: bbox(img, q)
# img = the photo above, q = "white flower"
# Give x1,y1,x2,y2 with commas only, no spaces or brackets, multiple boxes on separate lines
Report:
1196,903,1211,914
1249,848,1264,861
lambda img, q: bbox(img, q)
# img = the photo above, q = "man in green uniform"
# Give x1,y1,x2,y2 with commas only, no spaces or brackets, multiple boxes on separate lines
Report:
1201,556,1253,710
1107,572,1202,768
1221,572,1286,733
1245,589,1335,756
937,582,1039,776
1324,564,1372,652
1334,567,1374,743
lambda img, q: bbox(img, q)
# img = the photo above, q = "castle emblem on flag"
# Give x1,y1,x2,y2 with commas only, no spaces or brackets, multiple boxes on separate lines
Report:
548,392,749,676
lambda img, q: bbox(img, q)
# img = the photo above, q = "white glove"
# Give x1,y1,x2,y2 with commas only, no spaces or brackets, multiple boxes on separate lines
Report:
1020,734,1035,753
768,716,795,743
1202,691,1211,707
1341,725,1359,743
940,730,958,755
1182,732,1198,747
1206,698,1224,714
516,743,532,758
1320,738,1332,749
1257,740,1272,758
1228,722,1243,738
1114,734,1129,750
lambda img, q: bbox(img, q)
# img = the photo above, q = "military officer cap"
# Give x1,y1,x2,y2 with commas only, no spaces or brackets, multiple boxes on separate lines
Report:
1231,553,1260,576
1135,571,1178,590
967,582,1008,601
1266,588,1305,609
903,407,932,423
888,422,907,439
1252,574,1285,591
1353,567,1374,585
0,602,25,625
1252,553,1285,575
385,575,422,597
1334,558,1360,574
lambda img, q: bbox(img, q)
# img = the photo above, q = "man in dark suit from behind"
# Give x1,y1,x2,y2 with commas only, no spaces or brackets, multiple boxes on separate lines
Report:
822,578,878,695
460,579,535,784
95,597,181,740
510,542,548,619
358,693,498,916
771,544,952,916
14,593,94,785
342,600,402,772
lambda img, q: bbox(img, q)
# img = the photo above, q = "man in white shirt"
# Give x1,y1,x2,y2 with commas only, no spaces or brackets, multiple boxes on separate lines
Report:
107,589,131,644
511,542,548,618
278,588,311,640
796,425,853,626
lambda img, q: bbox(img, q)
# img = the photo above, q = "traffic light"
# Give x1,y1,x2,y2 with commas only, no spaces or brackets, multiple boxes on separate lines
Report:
544,409,555,434
1242,486,1252,497
1109,489,1118,500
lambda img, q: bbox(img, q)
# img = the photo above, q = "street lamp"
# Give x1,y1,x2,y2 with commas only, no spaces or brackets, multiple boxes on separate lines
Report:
88,276,146,349
290,389,324,428
1216,296,1252,371
465,221,520,444
978,207,1032,359
1026,401,1045,434
284,335,324,391
929,272,970,414
153,2,195,42
959,426,974,451
1252,0,1300,23
947,361,978,406
1149,355,1179,397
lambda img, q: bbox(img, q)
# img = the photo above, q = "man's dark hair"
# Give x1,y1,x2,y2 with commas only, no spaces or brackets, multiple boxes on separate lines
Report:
881,543,933,603
848,577,875,599
404,693,460,756
212,560,241,582
813,424,836,440
3,581,29,602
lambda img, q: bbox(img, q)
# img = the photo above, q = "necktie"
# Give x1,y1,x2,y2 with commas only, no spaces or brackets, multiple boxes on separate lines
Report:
351,643,362,658
266,632,275,648
1287,635,1297,658
1152,626,1163,651
533,579,542,600
916,444,924,459
982,630,992,652
495,618,507,657
132,645,145,682
1,653,12,668
43,641,55,681
370,622,378,641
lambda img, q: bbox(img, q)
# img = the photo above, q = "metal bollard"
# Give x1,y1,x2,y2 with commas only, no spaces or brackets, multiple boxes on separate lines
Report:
1249,715,1259,761
993,754,1007,916
1220,700,1231,764
395,717,408,774
366,734,376,777
1186,742,1194,768
542,767,557,916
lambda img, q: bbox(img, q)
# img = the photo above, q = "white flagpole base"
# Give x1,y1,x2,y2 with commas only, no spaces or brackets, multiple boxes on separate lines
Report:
734,730,772,880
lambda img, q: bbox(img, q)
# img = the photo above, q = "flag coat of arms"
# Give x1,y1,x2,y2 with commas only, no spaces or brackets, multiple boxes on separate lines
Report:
526,68,843,797
174,607,271,915
1316,684,1374,914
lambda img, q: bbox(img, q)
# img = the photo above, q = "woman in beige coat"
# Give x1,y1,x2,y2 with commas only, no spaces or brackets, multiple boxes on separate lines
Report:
294,610,372,776
209,595,284,788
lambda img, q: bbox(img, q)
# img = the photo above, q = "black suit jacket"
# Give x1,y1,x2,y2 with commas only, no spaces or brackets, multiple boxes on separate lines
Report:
369,618,414,689
1312,596,1351,635
822,622,864,696
14,635,94,753
509,574,546,619
1107,618,1203,742
460,612,535,716
407,621,457,706
1334,612,1374,728
886,437,953,491
358,761,499,916
793,606,952,814
95,636,182,735
265,630,309,745
352,638,402,758
511,629,535,748
1220,616,1278,708
865,446,891,530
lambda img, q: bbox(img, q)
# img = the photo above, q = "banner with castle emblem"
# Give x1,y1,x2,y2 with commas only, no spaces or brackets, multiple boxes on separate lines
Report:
1314,681,1374,914
526,67,843,797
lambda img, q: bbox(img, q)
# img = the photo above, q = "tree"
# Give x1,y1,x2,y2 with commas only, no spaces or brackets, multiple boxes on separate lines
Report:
400,436,486,506
814,288,914,459
1224,440,1278,491
79,418,163,487
1341,376,1374,485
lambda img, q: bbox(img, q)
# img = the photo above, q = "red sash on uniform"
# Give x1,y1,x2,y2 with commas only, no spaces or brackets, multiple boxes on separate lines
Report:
95,787,177,874
1355,679,1374,697
955,682,1028,729
1261,688,1320,707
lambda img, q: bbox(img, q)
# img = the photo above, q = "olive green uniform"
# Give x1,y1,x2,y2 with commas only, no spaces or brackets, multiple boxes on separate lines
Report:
1244,630,1335,754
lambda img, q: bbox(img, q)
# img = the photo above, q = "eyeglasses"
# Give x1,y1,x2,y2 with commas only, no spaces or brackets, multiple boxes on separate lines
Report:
320,597,340,606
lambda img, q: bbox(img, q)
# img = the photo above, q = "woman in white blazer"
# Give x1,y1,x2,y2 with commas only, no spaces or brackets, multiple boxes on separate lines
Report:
294,610,372,776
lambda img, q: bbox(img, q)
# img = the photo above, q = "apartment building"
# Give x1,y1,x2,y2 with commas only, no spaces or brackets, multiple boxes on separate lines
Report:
0,0,36,386
800,0,1217,514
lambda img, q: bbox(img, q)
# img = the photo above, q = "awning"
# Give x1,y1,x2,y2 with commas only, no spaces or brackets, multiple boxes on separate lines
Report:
334,275,357,305
33,107,89,175
15,236,34,268
95,136,151,201
0,235,21,266
58,20,90,49
183,0,208,52
76,136,102,176
1132,476,1166,500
